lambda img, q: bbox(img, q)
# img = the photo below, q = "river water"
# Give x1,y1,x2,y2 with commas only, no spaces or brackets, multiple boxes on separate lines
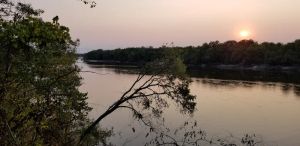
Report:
79,63,300,146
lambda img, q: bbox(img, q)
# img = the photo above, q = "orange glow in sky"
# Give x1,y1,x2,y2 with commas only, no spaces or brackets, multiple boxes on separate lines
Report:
240,30,251,38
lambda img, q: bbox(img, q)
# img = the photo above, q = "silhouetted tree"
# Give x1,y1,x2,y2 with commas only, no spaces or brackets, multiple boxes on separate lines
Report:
81,49,196,142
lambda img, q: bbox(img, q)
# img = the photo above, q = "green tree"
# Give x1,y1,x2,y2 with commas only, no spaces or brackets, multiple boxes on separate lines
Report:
0,1,110,145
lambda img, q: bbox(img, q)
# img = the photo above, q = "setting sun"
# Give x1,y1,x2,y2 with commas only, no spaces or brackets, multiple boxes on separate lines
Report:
240,30,250,38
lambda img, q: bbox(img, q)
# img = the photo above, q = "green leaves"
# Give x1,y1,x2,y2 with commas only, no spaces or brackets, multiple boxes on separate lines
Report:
0,1,103,145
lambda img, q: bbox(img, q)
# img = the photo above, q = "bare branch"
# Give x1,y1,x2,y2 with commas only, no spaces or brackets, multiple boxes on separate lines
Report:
120,74,144,100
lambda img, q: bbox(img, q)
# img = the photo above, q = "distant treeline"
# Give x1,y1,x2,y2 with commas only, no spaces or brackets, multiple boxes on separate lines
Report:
84,40,300,66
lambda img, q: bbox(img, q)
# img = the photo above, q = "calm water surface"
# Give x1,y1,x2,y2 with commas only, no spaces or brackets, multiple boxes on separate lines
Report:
79,63,300,146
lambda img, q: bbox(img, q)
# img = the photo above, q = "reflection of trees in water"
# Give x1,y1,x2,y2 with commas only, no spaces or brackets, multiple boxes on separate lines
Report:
188,68,300,85
195,79,257,89
86,65,300,98
195,79,300,98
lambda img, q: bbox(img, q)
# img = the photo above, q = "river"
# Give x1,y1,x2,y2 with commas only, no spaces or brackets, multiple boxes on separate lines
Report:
79,62,300,146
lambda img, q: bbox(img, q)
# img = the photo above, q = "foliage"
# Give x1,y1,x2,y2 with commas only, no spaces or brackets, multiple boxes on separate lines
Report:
146,120,262,146
0,1,109,145
81,49,196,142
84,40,300,66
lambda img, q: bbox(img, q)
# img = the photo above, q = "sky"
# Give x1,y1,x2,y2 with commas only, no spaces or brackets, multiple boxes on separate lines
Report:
23,0,300,53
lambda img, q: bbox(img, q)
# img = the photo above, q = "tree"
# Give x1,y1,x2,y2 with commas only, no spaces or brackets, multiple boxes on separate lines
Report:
81,49,197,142
0,1,110,145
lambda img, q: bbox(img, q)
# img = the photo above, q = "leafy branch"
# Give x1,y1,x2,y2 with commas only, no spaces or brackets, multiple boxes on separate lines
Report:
80,53,197,143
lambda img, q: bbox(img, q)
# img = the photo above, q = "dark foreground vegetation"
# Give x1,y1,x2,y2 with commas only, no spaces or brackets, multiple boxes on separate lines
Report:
84,40,300,68
0,1,112,145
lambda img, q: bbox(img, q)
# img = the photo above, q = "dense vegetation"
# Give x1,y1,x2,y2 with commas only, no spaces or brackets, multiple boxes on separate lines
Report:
84,40,300,66
0,1,110,145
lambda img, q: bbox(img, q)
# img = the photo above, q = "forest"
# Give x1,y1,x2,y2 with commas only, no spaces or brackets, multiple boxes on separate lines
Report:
84,40,300,66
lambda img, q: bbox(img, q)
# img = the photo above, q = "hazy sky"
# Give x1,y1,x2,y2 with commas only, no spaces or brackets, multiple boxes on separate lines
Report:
24,0,300,53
